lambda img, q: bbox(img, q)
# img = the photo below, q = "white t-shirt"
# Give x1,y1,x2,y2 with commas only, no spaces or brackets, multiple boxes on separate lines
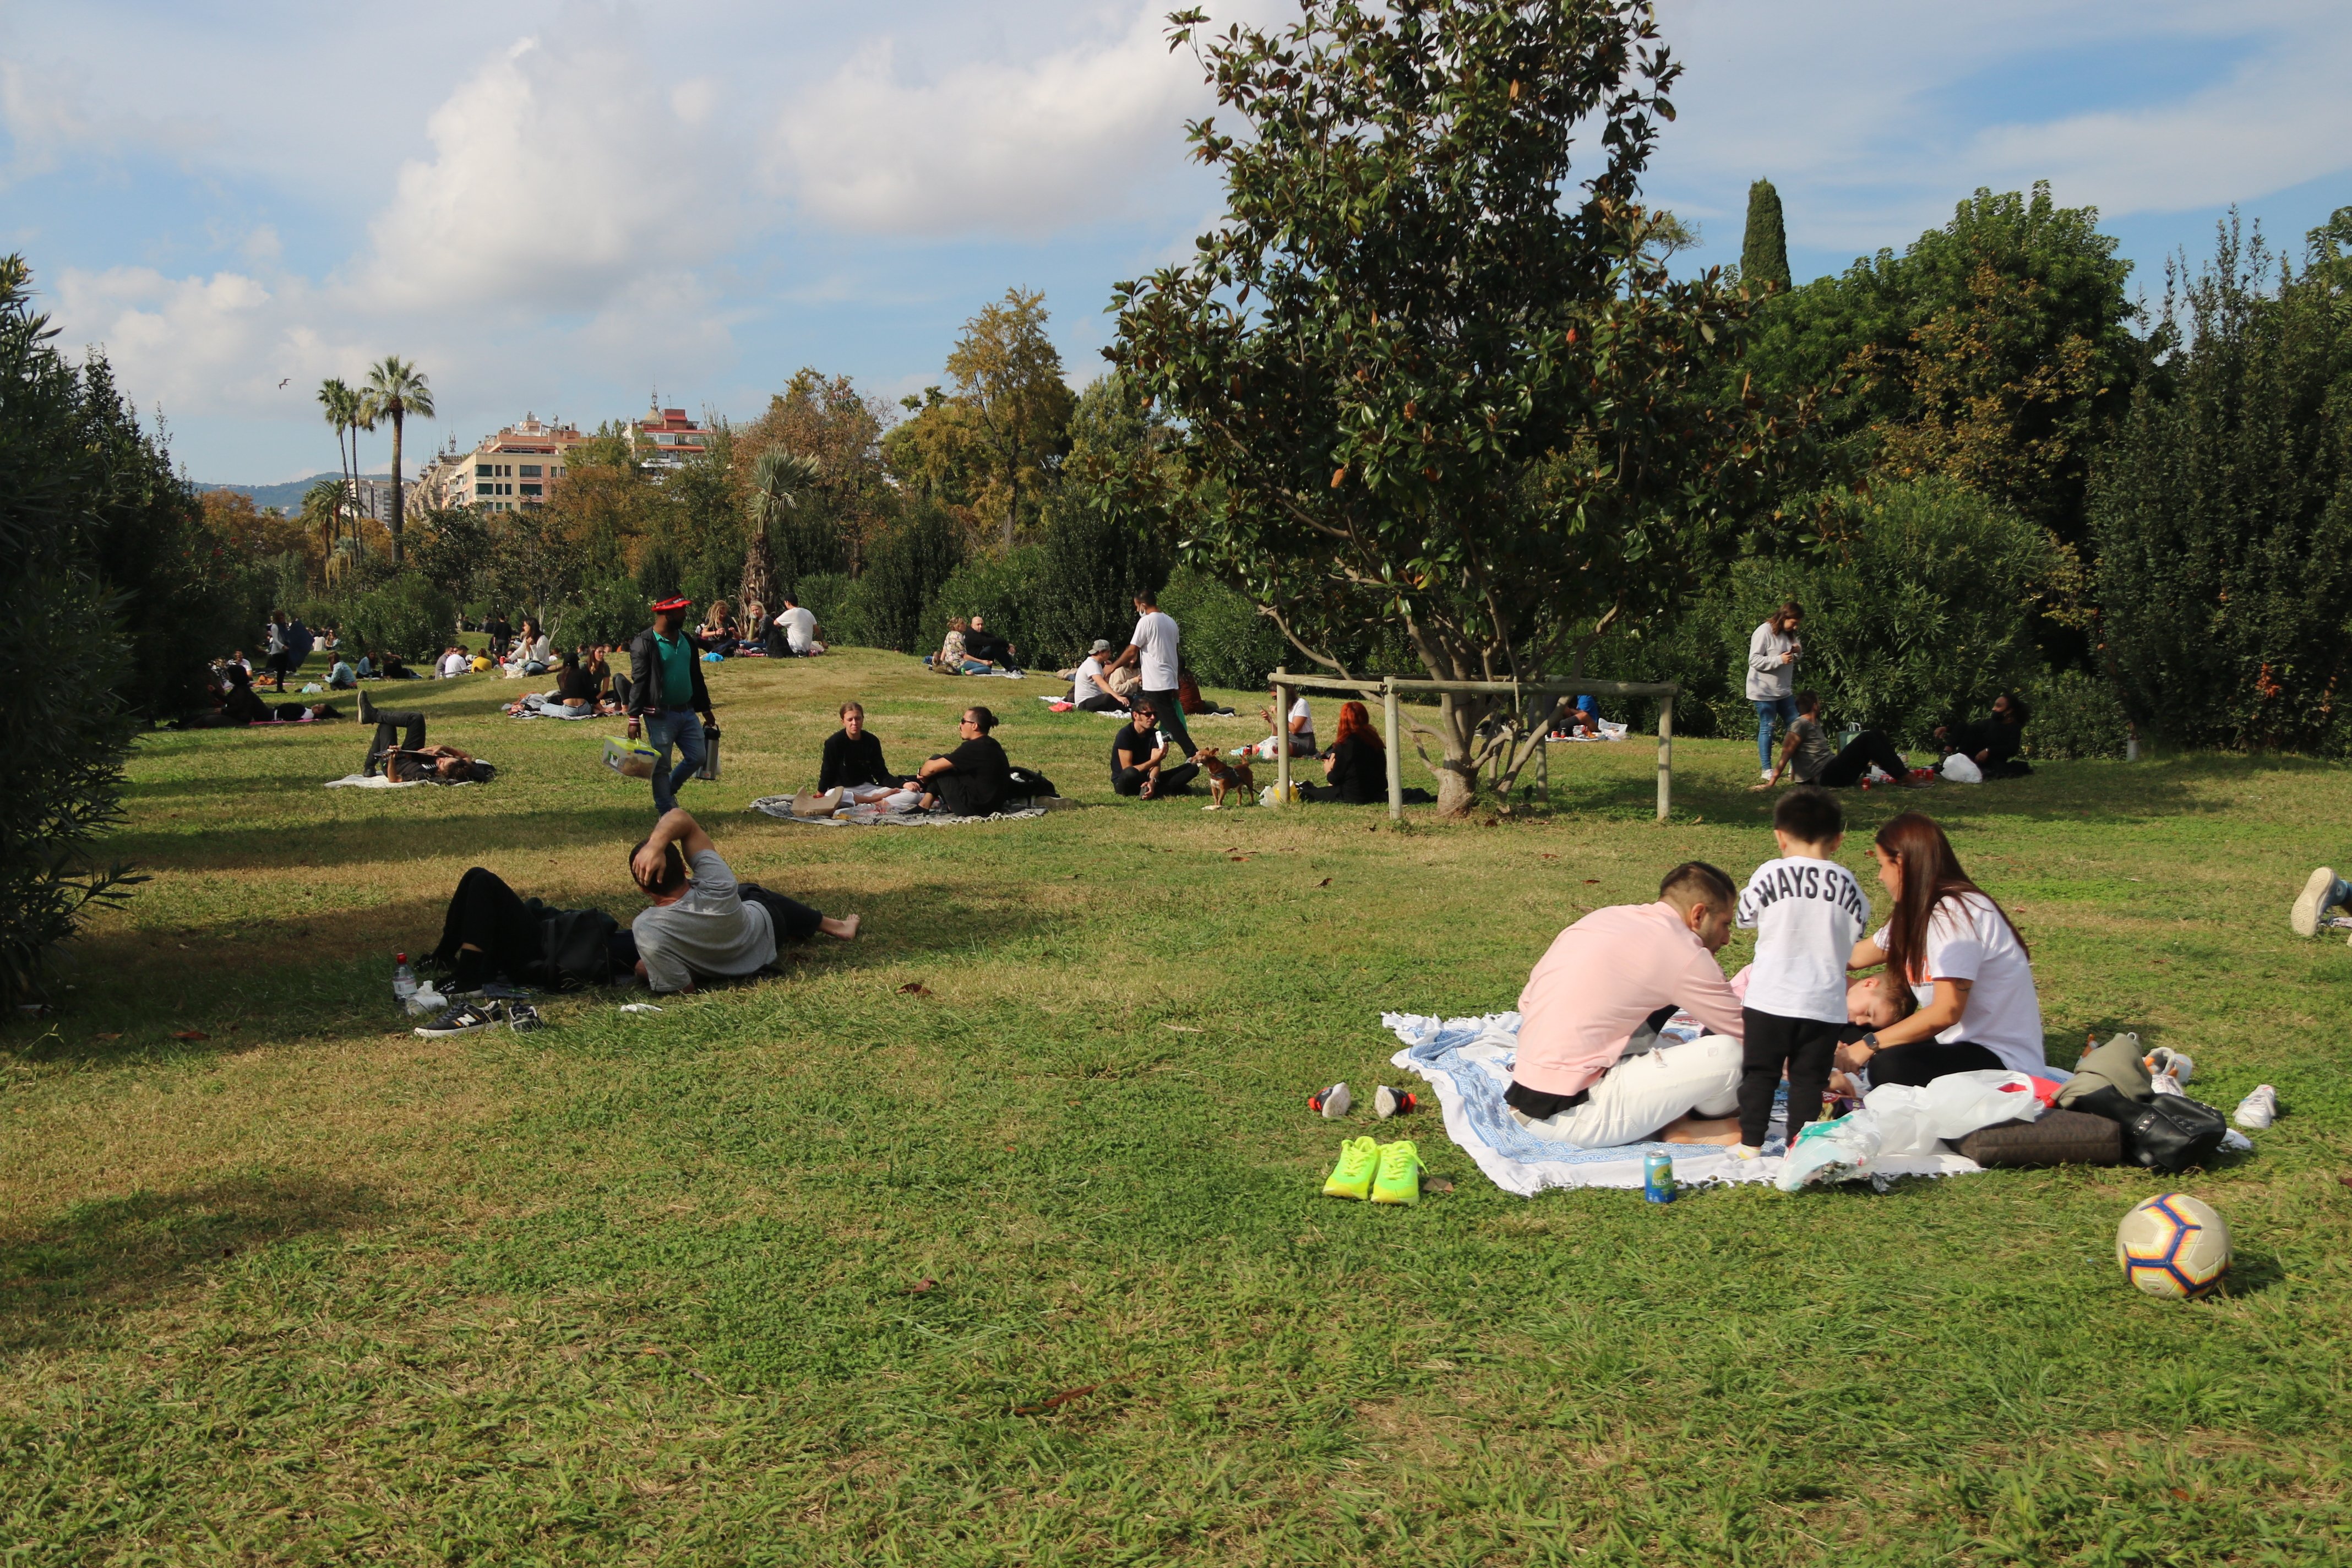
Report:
1131,610,1180,690
439,652,467,677
1072,657,1109,704
1872,891,2044,1072
1736,856,1870,1023
630,850,777,994
1287,696,1315,745
780,605,817,652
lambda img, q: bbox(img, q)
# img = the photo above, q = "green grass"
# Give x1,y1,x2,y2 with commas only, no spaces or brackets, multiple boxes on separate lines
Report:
5,647,2351,1565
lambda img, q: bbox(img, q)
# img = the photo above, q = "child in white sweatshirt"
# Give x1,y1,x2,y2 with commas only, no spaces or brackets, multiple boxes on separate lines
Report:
1733,786,1871,1153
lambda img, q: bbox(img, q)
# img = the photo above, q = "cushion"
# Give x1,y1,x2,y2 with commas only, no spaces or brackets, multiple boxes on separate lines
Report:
1952,1108,2125,1168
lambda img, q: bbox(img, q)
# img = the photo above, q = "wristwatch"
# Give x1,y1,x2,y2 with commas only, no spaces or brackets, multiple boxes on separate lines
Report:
1858,1033,1880,1054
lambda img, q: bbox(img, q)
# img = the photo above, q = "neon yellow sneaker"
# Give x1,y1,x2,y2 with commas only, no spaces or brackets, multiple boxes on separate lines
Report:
1322,1136,1380,1200
1370,1140,1424,1205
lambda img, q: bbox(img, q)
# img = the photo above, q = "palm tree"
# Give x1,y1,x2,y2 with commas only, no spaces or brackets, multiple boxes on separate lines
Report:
316,378,375,565
744,448,822,615
363,356,434,565
302,479,349,584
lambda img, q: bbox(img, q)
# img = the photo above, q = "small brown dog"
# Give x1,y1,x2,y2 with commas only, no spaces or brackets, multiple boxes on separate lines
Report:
1196,747,1254,808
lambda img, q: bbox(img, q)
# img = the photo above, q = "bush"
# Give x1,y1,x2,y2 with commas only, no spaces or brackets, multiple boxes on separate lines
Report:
843,503,963,654
551,578,646,651
1028,496,1173,668
922,547,1049,661
343,574,458,664
793,573,851,641
2024,669,2131,760
1159,567,1285,690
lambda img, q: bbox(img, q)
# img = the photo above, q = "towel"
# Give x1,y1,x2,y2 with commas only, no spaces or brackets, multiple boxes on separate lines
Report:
749,794,1054,827
1383,1011,1981,1196
324,773,426,789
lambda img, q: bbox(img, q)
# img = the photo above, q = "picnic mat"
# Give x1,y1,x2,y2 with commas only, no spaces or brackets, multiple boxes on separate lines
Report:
749,794,1055,827
1383,1010,1981,1196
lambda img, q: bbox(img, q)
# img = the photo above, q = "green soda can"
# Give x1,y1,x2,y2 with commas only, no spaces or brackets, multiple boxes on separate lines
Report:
1643,1152,1675,1204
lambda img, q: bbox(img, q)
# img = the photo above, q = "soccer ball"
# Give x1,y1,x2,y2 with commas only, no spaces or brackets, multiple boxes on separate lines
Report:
2116,1194,2231,1300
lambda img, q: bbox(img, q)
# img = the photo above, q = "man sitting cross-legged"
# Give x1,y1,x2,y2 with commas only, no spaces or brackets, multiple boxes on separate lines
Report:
1504,862,1749,1147
629,808,859,994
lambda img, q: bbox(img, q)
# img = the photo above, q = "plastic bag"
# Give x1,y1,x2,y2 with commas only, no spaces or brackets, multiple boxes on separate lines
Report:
1863,1069,2042,1155
1775,1110,1883,1191
1941,753,1983,784
603,734,658,779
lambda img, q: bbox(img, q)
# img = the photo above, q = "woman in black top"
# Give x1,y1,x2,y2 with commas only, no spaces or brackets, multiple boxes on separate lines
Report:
916,706,1011,816
554,649,599,706
1934,692,2030,778
221,665,270,725
819,700,901,791
1302,701,1386,803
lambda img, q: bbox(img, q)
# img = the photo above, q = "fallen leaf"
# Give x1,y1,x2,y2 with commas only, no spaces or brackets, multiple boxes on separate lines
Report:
2169,1488,2190,1501
1003,1144,1017,1154
1229,855,1248,862
173,1030,210,1042
908,1278,937,1295
1482,818,1499,827
220,1247,236,1259
1583,879,1600,884
93,1032,122,1042
1315,877,1331,887
1015,1381,1103,1415
899,983,932,996
1539,853,1558,861
1425,1177,1455,1194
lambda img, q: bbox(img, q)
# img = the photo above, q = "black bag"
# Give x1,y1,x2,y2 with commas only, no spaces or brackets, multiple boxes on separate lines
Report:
522,902,622,989
2124,1094,2229,1173
1006,765,1058,799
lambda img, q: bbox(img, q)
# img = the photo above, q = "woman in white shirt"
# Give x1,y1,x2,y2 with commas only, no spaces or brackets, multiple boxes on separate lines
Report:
1258,683,1315,755
1839,811,2044,1087
1745,601,1803,780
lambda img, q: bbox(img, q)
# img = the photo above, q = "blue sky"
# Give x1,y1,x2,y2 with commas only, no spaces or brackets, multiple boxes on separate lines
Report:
3,0,2346,484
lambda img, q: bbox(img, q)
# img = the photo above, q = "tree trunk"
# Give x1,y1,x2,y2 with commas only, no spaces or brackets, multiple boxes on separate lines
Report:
741,527,776,619
388,410,405,567
1431,692,1487,818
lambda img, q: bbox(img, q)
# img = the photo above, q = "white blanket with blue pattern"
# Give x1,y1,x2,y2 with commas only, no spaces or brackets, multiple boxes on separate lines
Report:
1384,1011,1981,1197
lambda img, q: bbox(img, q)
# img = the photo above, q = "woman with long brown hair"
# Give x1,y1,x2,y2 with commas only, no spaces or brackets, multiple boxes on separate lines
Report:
1838,811,2045,1088
1745,599,1804,780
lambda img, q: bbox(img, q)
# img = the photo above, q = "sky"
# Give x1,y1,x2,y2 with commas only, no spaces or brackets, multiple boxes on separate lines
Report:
3,0,2347,486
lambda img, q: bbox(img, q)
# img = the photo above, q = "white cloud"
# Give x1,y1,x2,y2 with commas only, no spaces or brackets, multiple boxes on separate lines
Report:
773,3,1215,236
0,53,210,184
360,21,749,311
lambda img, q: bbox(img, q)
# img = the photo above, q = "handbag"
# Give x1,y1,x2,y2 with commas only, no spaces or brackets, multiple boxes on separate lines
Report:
2123,1093,2229,1173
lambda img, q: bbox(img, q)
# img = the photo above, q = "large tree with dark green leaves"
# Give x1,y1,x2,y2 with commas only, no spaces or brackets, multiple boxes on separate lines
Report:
1113,1,1795,814
1740,178,1790,292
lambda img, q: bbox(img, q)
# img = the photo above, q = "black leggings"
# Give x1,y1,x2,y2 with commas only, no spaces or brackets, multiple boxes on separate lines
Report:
1739,1008,1842,1146
1813,729,1910,788
434,867,541,987
1867,1039,2006,1088
1075,693,1126,713
740,884,824,944
367,710,426,774
1113,761,1198,796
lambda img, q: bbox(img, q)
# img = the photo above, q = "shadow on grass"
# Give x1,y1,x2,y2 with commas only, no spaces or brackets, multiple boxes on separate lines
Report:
1550,756,2236,827
105,801,676,872
0,1175,390,1351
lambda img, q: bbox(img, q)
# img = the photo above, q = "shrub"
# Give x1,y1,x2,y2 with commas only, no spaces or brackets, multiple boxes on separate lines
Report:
551,578,646,651
343,573,458,664
2025,669,2131,760
843,503,963,654
921,546,1050,661
1158,567,1285,690
793,573,852,642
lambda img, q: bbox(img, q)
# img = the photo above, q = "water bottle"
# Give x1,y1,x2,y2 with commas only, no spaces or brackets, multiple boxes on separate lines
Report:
393,952,419,1010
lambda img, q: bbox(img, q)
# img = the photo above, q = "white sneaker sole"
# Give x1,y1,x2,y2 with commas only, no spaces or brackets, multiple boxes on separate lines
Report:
2292,867,2335,938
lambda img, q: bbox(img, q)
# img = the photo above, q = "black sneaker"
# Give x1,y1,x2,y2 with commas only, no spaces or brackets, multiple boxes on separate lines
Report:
413,1000,502,1037
505,1003,544,1033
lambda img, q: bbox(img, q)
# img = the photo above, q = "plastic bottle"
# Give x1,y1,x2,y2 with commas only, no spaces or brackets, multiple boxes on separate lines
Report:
393,953,418,1009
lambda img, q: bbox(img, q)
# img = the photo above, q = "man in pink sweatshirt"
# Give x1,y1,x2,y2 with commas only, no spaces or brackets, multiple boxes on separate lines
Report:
1505,862,1747,1147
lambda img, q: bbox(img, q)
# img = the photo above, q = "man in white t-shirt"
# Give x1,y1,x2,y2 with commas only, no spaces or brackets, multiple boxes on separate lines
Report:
777,596,819,656
1105,589,1192,756
628,808,861,993
1070,638,1129,714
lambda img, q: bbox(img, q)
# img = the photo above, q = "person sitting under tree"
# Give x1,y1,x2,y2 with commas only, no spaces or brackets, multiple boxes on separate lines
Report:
1755,691,1927,792
1934,692,2030,778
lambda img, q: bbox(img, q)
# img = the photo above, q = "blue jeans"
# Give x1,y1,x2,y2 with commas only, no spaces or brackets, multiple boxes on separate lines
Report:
645,707,707,815
1753,695,1798,771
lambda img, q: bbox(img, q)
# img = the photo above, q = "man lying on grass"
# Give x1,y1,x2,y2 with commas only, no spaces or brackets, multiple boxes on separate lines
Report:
1502,862,1747,1147
630,808,861,994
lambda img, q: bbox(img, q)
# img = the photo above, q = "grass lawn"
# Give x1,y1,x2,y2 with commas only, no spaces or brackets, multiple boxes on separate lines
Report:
5,646,2351,1565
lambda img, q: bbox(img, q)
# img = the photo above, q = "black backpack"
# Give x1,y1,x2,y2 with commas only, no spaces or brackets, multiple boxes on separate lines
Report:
1006,765,1058,799
520,902,622,989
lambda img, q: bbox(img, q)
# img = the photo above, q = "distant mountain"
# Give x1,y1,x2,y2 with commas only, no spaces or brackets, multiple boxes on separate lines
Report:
197,472,389,512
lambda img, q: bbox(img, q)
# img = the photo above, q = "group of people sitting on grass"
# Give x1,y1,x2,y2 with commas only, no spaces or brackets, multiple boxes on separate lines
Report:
932,613,1020,675
693,597,823,658
794,700,1022,818
1506,794,2044,1150
503,645,632,719
1756,690,2034,793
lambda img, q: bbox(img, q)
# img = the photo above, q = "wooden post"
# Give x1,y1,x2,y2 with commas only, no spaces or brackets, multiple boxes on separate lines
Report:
1273,673,1292,805
1656,690,1675,824
1383,679,1403,821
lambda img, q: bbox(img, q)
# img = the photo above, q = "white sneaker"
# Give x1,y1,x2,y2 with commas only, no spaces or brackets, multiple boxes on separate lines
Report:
2292,867,2337,937
2234,1084,2278,1129
1309,1082,1352,1119
1728,1143,1764,1160
1760,769,1776,782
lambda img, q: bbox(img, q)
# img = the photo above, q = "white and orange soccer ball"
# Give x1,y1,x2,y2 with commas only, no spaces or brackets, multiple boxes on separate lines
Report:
2116,1194,2231,1300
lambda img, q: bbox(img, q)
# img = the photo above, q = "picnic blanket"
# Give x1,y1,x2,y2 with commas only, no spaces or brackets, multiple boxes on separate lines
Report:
326,773,428,789
749,794,1055,827
508,703,598,720
1383,1010,1981,1196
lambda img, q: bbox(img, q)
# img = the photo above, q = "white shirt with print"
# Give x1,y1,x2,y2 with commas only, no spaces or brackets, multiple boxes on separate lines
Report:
1736,855,1871,1023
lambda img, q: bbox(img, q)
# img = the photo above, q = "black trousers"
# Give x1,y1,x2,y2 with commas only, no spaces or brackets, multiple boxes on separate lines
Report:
1075,693,1126,712
740,884,824,943
1113,761,1198,796
1739,1006,1843,1147
367,710,426,774
1814,730,1910,788
1139,690,1195,758
434,867,542,984
1867,1039,2006,1088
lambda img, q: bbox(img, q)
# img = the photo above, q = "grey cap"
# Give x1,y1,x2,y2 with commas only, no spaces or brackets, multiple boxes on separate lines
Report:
1090,638,1113,653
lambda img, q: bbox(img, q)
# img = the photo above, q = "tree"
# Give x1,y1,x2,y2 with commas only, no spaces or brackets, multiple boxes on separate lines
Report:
1741,178,1790,292
943,288,1077,548
743,447,823,613
739,369,894,576
2092,211,2352,753
363,356,434,565
317,377,373,563
1113,1,1794,815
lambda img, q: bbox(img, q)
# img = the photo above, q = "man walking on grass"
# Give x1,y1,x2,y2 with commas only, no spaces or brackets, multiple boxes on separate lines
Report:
627,594,716,816
630,808,859,993
1103,587,1192,759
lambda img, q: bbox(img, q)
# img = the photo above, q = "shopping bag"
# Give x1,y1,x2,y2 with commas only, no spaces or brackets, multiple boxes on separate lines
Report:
603,734,658,779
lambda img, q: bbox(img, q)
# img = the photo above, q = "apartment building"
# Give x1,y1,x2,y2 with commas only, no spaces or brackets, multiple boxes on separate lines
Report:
422,414,589,513
627,403,709,473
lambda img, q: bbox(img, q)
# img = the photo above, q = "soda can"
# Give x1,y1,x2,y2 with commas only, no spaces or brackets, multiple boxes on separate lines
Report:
1643,1152,1675,1204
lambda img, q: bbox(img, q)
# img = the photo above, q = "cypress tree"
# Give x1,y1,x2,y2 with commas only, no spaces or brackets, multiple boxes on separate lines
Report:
1742,179,1791,292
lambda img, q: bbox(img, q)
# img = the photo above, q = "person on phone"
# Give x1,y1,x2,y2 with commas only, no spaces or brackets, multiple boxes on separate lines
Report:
1745,600,1803,781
